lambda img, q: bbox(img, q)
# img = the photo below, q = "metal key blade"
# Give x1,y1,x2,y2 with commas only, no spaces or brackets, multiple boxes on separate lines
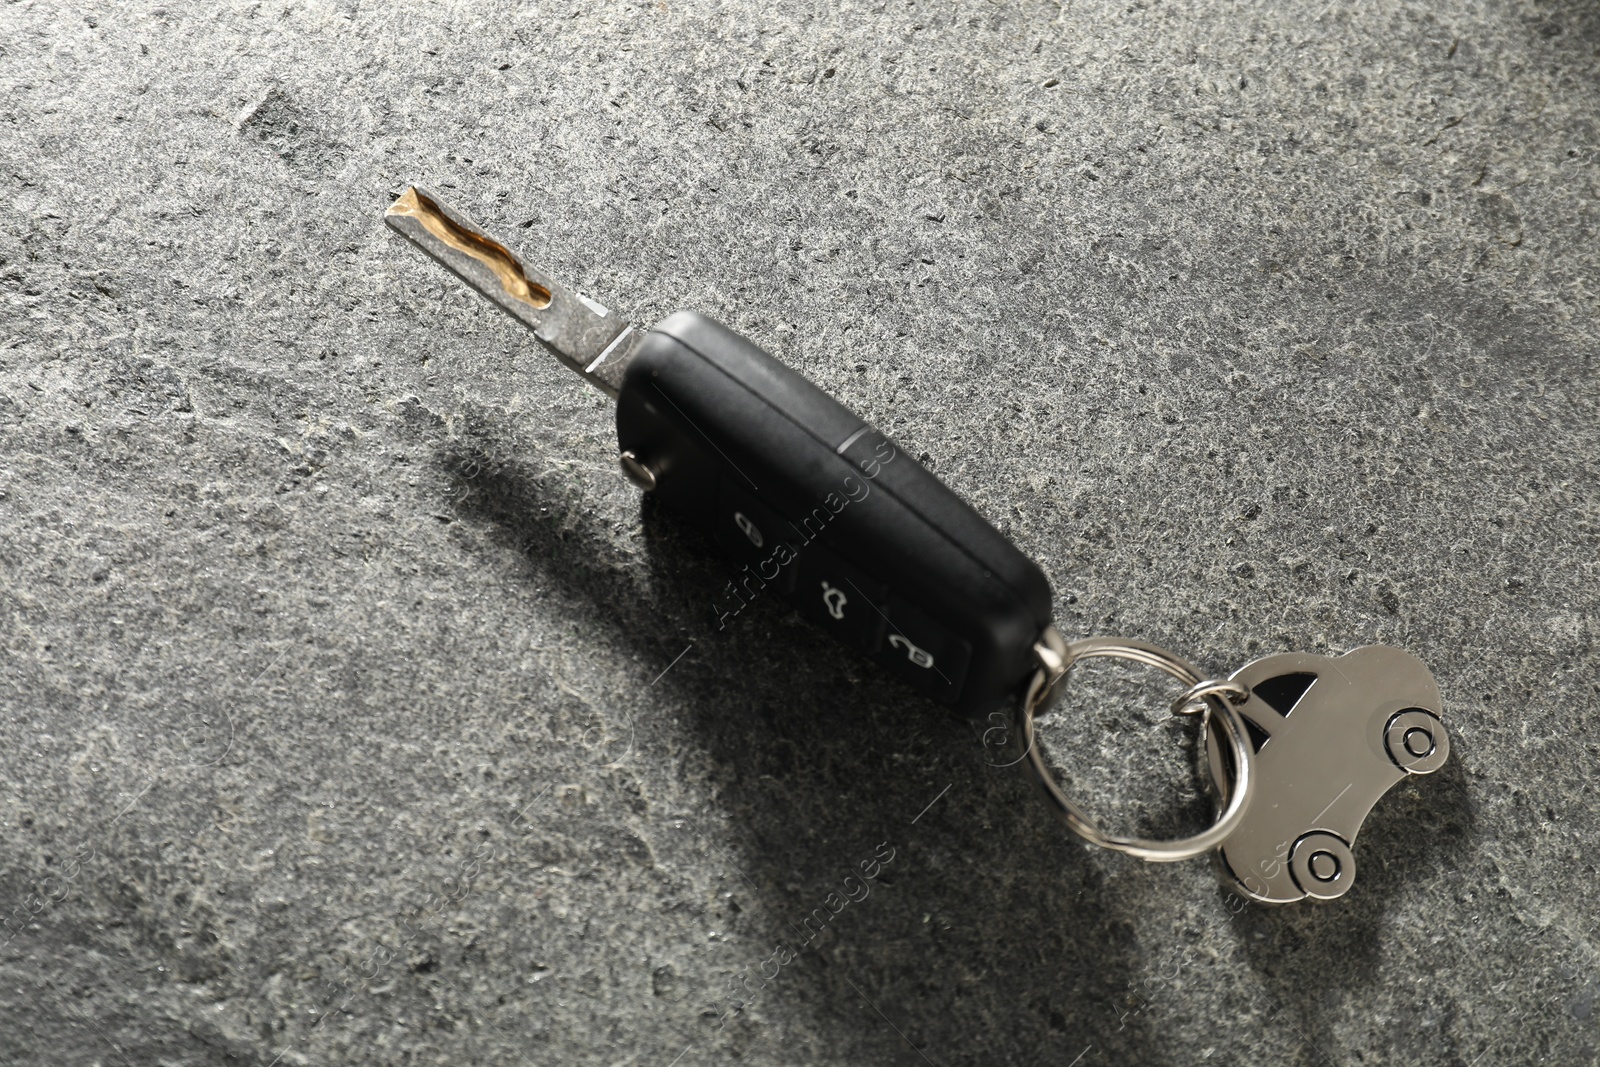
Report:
384,185,640,397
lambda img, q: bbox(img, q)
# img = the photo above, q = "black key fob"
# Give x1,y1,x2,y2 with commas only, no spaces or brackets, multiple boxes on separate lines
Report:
617,312,1052,716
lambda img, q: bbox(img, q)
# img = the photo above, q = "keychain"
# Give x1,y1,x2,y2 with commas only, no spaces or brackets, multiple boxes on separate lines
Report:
384,186,1450,905
1018,631,1448,903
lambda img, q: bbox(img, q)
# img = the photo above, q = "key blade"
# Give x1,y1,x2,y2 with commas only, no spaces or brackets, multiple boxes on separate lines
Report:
384,185,639,397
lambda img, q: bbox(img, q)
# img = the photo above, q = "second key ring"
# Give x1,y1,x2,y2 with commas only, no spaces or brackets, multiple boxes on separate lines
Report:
1016,630,1257,862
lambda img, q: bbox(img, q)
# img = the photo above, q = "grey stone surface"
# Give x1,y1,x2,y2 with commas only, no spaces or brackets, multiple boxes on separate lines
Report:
1,0,1597,1063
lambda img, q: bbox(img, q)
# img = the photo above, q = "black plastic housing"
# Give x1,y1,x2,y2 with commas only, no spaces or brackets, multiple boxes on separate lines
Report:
616,311,1052,717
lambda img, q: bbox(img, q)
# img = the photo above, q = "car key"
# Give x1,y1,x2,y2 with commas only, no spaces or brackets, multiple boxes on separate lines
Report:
385,186,1052,717
385,186,1453,904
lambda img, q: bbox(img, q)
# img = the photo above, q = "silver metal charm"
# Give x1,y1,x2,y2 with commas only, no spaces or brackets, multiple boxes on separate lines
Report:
1016,632,1449,904
1203,646,1449,903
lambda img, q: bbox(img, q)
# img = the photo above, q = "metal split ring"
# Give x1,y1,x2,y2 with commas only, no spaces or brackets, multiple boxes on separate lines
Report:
1015,629,1257,862
1170,678,1250,718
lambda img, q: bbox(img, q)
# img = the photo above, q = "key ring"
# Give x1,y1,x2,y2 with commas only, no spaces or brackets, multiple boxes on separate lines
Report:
1015,628,1257,862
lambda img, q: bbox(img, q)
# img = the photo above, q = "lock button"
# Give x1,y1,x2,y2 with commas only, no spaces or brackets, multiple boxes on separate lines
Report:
791,544,887,654
875,597,972,703
715,481,799,591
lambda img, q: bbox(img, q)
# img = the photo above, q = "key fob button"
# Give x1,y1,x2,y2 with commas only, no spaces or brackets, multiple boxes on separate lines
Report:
876,598,973,704
792,545,887,653
715,481,799,589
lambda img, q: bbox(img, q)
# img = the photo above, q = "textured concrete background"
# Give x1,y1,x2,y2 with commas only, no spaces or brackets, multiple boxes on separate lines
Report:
2,0,1598,1064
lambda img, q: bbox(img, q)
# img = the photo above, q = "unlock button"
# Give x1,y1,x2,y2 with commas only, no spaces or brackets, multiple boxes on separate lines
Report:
791,545,887,654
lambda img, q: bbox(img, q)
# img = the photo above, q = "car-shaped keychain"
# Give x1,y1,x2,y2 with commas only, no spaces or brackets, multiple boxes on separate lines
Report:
1203,646,1450,903
1015,635,1450,904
